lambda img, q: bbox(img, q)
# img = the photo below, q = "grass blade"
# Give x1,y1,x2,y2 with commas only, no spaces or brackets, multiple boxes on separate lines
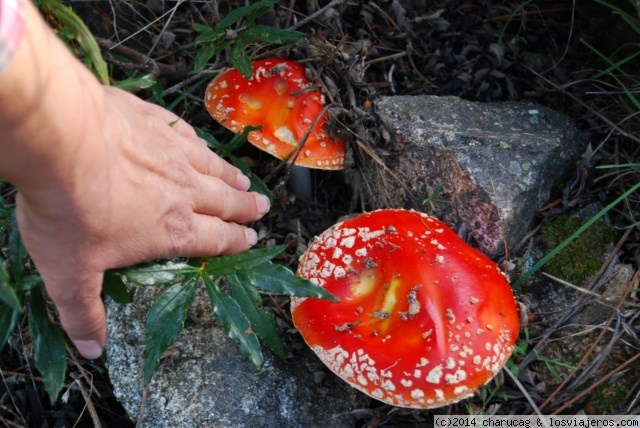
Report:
514,181,640,287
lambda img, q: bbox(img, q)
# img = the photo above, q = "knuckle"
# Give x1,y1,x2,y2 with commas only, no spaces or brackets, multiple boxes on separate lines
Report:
163,209,196,255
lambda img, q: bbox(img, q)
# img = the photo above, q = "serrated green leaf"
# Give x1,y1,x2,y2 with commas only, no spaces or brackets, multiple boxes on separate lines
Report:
0,264,22,312
204,246,285,276
194,27,225,44
143,280,198,385
217,0,277,29
228,274,284,358
203,276,263,369
239,25,306,45
28,287,67,404
102,272,134,304
194,44,218,72
239,263,338,301
229,45,253,80
0,303,21,351
120,261,197,286
114,74,156,92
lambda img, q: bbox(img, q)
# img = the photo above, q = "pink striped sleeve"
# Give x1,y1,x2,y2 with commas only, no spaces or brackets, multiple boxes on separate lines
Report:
0,0,24,73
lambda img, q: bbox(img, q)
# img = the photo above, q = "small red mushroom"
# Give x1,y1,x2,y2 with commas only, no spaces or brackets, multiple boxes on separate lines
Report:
291,209,520,409
204,58,345,170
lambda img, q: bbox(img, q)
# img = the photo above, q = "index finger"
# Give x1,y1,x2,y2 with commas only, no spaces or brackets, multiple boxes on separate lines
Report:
184,137,250,191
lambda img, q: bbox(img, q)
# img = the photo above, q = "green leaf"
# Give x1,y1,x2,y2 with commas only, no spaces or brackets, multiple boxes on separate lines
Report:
194,27,225,44
0,262,22,312
28,287,67,404
239,263,338,301
203,246,286,276
239,25,306,45
229,155,272,202
227,124,262,153
217,0,277,29
203,276,263,369
41,1,109,85
0,303,21,351
102,272,134,304
228,274,284,358
114,75,157,92
196,127,226,153
8,213,27,282
143,280,198,385
120,260,197,286
194,44,218,72
229,45,253,80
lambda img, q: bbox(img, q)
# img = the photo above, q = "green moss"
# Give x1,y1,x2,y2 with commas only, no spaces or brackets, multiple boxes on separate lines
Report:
541,215,616,285
592,379,630,414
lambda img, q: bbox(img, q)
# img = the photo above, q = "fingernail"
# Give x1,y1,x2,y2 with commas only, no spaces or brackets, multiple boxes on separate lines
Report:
245,228,258,246
236,173,251,190
256,194,271,215
74,340,103,359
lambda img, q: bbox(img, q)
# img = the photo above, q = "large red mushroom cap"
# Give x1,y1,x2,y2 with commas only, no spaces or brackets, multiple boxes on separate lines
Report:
204,58,345,170
291,209,520,409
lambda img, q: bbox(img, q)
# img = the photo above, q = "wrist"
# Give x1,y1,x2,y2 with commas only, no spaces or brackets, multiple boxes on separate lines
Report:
0,0,25,73
0,0,105,194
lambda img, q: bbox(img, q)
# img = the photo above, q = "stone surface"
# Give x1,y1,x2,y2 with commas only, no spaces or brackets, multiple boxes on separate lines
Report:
106,286,369,427
369,95,587,256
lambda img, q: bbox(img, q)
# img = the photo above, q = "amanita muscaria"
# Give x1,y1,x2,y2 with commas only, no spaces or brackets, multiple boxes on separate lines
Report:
291,209,520,409
204,58,345,170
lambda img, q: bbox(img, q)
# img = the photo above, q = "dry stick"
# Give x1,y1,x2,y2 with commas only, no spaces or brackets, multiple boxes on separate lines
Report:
288,0,344,31
70,372,101,428
551,350,640,415
503,366,548,423
538,263,638,412
95,37,187,79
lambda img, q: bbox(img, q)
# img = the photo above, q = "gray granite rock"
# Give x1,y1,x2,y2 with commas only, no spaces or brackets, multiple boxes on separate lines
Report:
368,95,587,256
106,286,369,427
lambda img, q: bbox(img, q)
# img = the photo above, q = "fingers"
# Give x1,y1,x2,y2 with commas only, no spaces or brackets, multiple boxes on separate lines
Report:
43,271,107,359
187,143,251,190
191,174,270,223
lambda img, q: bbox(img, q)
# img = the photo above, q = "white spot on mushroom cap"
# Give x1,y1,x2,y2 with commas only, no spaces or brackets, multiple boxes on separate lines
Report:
445,369,467,385
274,126,297,146
411,389,425,399
340,236,356,249
426,365,443,384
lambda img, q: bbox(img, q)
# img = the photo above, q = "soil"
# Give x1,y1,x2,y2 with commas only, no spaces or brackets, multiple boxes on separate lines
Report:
1,1,639,426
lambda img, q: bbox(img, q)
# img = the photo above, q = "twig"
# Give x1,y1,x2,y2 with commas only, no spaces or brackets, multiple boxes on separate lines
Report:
551,350,640,414
95,37,187,79
289,0,344,31
503,366,548,425
70,372,101,428
538,269,639,412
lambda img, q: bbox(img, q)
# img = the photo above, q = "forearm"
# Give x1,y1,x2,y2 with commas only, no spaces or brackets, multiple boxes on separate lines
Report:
0,0,104,194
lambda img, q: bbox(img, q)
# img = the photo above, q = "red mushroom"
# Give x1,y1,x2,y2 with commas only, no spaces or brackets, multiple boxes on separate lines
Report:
291,209,520,409
204,58,345,170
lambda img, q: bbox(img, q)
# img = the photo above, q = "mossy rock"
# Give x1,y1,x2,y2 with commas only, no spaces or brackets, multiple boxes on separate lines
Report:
541,215,616,285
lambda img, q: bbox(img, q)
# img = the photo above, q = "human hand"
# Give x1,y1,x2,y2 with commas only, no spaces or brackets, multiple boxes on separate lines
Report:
14,85,270,359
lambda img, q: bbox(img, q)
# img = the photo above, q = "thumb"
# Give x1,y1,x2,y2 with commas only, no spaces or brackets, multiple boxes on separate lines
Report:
43,271,107,360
